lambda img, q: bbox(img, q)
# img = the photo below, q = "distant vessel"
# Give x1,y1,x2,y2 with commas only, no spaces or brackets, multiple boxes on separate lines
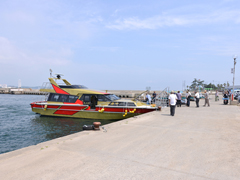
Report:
30,73,157,120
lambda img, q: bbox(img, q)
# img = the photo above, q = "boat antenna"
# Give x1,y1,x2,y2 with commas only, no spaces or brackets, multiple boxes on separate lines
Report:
49,69,52,77
55,73,64,79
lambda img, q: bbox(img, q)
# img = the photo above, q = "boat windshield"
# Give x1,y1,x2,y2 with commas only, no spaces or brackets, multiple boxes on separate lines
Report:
105,94,120,101
59,85,88,89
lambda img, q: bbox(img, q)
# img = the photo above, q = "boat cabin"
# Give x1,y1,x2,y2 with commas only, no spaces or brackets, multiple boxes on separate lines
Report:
47,92,120,109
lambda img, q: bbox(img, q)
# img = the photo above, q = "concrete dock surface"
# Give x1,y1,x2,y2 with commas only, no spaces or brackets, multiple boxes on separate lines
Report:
1,98,240,180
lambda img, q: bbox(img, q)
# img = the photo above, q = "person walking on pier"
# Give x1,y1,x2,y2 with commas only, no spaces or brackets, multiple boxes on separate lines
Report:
169,91,177,116
215,90,219,101
176,91,182,107
195,91,200,107
203,90,210,107
186,90,191,107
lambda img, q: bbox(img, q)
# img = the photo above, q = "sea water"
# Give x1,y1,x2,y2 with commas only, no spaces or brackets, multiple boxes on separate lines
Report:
0,94,115,154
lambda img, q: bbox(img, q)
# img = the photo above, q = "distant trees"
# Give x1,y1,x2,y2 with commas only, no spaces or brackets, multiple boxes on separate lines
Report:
217,84,224,90
204,83,217,89
187,78,229,91
189,78,204,90
227,81,230,87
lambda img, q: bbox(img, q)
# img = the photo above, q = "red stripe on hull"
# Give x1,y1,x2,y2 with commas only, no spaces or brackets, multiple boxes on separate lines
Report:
136,109,155,113
31,103,89,111
31,104,60,109
54,110,78,115
31,104,44,108
47,105,60,109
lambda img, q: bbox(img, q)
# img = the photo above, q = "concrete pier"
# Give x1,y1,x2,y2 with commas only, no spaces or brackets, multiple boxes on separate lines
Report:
0,88,48,95
0,97,240,180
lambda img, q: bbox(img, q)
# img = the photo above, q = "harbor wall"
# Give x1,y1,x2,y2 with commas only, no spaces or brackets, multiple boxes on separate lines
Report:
0,88,48,95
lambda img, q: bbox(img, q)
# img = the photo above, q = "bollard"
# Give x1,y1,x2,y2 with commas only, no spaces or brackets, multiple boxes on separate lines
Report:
93,122,101,130
158,106,161,111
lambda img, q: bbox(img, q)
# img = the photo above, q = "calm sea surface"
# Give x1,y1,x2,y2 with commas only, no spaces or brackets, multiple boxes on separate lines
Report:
0,94,116,154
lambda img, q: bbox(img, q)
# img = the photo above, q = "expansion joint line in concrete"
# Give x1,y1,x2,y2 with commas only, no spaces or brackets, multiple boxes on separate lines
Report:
122,158,217,180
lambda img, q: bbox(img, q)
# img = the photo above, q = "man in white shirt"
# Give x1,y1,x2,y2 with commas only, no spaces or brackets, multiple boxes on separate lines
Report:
146,93,151,104
195,91,200,107
169,91,178,116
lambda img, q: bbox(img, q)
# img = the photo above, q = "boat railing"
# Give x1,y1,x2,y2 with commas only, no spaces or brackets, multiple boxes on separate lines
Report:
154,87,170,108
41,82,66,90
132,90,148,102
41,82,53,90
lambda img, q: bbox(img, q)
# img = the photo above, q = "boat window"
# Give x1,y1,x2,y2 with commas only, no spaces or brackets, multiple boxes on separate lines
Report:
47,93,78,103
118,102,126,106
68,95,79,103
108,102,135,106
79,94,117,102
81,94,90,102
52,94,60,101
58,94,68,102
84,95,90,102
109,102,118,106
97,95,109,101
105,94,120,101
127,102,136,106
80,94,96,102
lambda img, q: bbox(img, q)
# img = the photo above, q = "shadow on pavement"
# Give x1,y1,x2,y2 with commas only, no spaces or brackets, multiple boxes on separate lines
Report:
161,114,171,116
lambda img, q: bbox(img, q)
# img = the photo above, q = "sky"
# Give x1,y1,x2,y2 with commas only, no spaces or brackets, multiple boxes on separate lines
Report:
0,0,240,90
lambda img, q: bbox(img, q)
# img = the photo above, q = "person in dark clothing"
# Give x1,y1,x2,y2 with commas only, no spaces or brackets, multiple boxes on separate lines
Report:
186,90,191,107
223,91,229,105
152,91,157,100
90,95,98,109
176,91,182,107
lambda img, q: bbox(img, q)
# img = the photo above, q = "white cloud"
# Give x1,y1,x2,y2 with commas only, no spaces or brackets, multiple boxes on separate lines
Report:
106,16,188,30
106,9,240,30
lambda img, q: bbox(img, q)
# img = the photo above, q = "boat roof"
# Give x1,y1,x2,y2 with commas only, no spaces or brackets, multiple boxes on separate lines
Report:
40,77,108,95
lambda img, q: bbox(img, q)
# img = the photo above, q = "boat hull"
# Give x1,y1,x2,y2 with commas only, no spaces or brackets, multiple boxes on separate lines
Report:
32,108,144,120
31,102,156,120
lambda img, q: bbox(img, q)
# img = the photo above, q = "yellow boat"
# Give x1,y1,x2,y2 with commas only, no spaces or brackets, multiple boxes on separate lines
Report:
30,74,157,120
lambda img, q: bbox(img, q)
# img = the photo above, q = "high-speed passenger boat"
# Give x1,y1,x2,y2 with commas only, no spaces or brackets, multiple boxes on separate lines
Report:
30,74,157,120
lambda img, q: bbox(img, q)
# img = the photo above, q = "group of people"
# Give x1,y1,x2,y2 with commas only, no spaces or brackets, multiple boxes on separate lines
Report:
145,91,157,105
168,90,211,116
